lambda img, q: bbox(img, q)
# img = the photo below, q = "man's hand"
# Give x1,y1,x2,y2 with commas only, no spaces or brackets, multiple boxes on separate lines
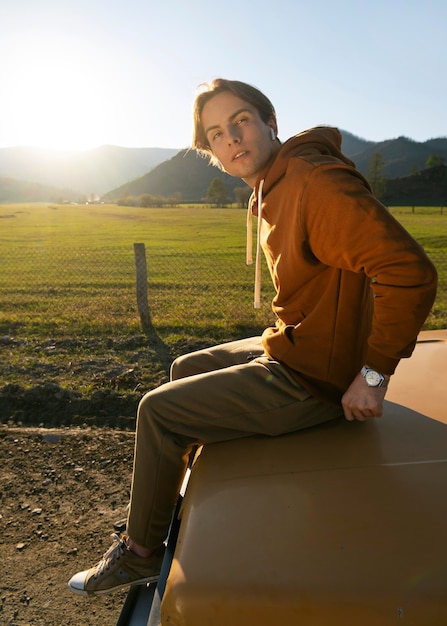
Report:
341,371,389,422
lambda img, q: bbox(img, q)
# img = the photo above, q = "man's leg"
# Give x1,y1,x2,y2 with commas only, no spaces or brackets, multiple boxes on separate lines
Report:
68,338,266,595
170,336,265,380
126,336,265,551
69,339,343,595
127,350,343,551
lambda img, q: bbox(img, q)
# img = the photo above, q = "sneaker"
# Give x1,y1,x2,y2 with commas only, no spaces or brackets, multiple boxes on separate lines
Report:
68,534,164,596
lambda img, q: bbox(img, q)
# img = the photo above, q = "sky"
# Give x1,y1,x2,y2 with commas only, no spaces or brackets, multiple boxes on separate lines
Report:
1,0,446,151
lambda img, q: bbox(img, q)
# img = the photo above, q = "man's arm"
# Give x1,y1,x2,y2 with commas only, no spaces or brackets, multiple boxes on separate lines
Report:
305,165,438,382
341,370,390,421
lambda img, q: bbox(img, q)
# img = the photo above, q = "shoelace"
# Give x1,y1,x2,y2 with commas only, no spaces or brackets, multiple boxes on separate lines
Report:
94,533,126,578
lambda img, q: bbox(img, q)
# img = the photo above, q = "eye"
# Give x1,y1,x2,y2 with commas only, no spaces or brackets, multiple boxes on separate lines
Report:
210,130,222,142
236,116,248,126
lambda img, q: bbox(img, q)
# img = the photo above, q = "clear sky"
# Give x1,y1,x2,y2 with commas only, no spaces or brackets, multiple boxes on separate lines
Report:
1,0,445,151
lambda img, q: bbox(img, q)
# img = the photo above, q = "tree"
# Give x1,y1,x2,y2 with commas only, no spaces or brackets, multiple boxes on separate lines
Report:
366,152,387,200
207,177,230,207
234,185,252,207
139,193,156,207
426,154,445,168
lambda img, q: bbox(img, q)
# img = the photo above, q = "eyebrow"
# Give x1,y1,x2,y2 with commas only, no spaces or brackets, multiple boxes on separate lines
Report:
204,107,252,137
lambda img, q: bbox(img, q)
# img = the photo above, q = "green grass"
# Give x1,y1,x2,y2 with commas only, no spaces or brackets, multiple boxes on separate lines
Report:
0,203,274,341
0,202,445,399
388,208,447,329
0,203,445,342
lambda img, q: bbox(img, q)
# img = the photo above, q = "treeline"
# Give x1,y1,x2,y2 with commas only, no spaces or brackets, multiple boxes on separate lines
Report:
116,180,253,208
368,154,447,205
117,193,182,207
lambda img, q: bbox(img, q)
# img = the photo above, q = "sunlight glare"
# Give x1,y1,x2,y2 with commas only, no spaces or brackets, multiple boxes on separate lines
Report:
5,35,112,150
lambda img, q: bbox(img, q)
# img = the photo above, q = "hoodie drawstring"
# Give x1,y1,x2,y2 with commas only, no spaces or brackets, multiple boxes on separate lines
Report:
246,179,264,309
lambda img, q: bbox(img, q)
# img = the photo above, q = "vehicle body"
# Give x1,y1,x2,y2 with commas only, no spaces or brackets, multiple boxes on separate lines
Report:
118,329,447,625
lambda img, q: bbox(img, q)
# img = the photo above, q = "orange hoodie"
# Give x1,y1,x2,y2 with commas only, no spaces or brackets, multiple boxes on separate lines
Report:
248,127,438,404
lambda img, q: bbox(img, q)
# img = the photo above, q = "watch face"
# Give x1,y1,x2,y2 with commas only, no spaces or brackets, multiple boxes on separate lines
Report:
365,370,382,386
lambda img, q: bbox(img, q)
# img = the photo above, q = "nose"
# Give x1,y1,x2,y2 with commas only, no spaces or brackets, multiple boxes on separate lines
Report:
226,126,240,145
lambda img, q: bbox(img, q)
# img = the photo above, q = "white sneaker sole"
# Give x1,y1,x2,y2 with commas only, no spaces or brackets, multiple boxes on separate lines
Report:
68,569,160,596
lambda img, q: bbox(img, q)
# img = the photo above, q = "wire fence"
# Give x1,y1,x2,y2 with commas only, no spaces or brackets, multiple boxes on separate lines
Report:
0,244,276,340
0,243,446,341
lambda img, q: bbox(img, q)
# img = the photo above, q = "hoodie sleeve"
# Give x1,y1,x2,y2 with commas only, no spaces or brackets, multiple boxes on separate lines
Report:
301,163,438,373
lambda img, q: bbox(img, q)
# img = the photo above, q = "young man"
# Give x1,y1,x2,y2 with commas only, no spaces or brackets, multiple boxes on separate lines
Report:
68,79,437,596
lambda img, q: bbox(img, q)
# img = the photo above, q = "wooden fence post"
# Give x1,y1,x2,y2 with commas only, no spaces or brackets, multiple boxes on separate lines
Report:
133,243,152,334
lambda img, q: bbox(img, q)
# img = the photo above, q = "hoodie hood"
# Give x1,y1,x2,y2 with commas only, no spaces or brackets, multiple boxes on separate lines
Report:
246,127,355,307
253,126,355,203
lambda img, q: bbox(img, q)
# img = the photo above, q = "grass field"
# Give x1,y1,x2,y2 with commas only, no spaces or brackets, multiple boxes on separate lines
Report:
0,202,446,340
387,208,447,329
0,202,445,402
0,203,276,342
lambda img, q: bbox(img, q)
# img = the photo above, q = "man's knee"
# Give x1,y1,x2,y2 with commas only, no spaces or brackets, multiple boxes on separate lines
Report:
137,386,170,434
137,389,154,422
170,351,205,381
170,353,190,381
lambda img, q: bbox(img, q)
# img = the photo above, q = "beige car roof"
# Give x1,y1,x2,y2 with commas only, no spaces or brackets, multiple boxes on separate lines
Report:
386,328,447,425
162,330,447,625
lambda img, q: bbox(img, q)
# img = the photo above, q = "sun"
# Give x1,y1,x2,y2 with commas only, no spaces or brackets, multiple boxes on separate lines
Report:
4,35,113,150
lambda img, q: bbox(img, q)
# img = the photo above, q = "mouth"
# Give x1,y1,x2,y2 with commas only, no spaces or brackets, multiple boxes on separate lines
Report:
232,151,248,161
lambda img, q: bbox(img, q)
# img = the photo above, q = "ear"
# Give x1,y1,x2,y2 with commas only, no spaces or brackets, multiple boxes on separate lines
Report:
267,115,278,139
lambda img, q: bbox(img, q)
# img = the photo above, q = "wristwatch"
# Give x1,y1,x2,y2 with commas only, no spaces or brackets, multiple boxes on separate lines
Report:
361,366,386,387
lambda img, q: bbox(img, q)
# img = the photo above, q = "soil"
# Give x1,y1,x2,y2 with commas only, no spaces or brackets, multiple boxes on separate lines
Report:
0,333,211,625
1,424,137,626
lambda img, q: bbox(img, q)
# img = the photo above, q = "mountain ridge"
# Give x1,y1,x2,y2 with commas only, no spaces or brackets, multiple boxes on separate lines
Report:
1,131,446,203
0,145,179,196
103,131,447,204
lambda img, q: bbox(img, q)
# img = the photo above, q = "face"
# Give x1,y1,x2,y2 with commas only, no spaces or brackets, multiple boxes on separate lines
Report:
200,91,279,188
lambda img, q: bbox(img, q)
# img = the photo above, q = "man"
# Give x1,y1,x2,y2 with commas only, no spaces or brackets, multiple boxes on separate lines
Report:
68,79,437,596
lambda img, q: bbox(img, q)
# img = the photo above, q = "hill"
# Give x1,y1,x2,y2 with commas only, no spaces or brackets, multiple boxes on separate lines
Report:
0,176,78,203
1,132,447,203
104,131,447,204
351,136,447,179
383,165,447,206
0,145,178,195
103,149,249,203
339,131,375,157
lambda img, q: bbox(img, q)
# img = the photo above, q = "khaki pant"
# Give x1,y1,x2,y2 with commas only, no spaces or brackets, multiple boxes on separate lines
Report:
127,337,343,549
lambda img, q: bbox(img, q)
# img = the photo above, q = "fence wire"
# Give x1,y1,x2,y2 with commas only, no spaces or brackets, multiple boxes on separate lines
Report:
0,245,445,340
0,245,275,339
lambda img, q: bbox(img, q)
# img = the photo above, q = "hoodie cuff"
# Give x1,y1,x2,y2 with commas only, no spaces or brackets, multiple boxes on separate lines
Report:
364,347,400,376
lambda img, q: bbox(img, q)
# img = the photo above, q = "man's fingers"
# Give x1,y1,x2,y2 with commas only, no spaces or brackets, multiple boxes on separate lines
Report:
344,408,382,421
